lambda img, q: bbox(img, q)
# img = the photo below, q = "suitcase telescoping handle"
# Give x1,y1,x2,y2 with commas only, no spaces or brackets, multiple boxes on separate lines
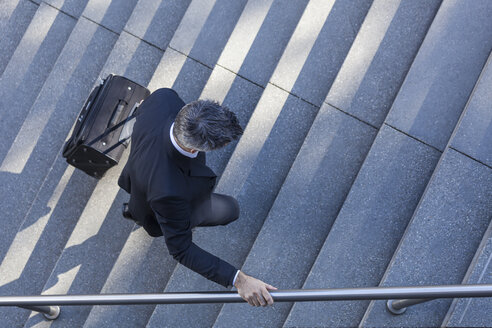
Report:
107,100,127,129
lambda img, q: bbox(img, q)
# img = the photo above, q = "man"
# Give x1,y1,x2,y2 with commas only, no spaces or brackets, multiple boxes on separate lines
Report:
118,88,276,307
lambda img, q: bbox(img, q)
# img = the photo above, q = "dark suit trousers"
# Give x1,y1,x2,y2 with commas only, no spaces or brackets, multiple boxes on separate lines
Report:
190,193,240,228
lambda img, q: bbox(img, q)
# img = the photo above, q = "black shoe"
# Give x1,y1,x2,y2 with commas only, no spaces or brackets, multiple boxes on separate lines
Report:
122,203,132,219
122,203,142,226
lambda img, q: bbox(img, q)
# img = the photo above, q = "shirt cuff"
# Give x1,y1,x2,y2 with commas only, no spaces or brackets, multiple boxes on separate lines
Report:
232,270,240,287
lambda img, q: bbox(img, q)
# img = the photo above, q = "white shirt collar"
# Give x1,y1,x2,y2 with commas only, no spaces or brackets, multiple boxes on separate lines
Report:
170,123,198,158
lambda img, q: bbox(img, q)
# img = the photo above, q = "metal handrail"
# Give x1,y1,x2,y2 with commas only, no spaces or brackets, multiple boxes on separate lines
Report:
3,284,492,321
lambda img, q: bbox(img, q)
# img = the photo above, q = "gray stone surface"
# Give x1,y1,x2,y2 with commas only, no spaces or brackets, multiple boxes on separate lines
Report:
325,0,441,127
98,31,164,86
213,104,377,328
217,0,308,87
284,125,440,328
386,0,492,151
0,159,98,328
451,53,492,168
0,0,38,76
0,2,76,164
124,0,191,50
200,66,264,176
270,0,373,107
148,46,213,103
23,158,134,328
211,84,298,199
147,85,319,328
443,220,492,327
170,0,248,67
1,0,491,327
82,0,139,33
83,228,174,328
43,0,89,18
361,149,492,327
161,0,218,56
0,16,117,281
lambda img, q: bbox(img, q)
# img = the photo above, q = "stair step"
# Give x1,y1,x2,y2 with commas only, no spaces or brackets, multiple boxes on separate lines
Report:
0,14,118,327
198,65,265,176
43,0,89,19
0,6,145,325
360,149,492,327
439,51,492,328
0,0,38,76
146,84,318,328
124,0,192,50
23,152,133,328
443,220,492,327
325,0,442,128
384,0,492,151
0,159,98,328
212,105,376,328
216,0,308,87
98,31,164,86
284,0,442,326
360,8,492,324
0,15,118,286
269,0,373,107
0,2,76,165
210,0,395,326
169,0,248,67
449,53,492,169
285,126,440,328
145,0,252,103
44,0,137,34
81,0,139,33
148,46,215,103
82,228,173,328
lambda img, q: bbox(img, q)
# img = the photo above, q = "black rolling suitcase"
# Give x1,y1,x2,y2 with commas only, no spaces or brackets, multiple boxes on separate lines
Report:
63,74,150,179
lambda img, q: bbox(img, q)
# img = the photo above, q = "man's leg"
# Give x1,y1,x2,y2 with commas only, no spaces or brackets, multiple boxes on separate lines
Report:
191,193,239,228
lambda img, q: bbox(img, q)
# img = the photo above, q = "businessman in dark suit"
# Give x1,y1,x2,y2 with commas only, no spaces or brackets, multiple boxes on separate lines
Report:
118,88,276,307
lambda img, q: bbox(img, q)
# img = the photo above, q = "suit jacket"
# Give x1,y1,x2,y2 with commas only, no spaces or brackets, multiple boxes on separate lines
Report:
118,88,237,287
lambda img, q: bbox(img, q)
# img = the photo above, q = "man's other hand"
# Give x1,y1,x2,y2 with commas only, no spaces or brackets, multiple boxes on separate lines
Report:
234,271,277,307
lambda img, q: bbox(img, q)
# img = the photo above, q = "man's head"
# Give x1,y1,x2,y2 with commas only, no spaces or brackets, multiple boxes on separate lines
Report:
173,100,243,152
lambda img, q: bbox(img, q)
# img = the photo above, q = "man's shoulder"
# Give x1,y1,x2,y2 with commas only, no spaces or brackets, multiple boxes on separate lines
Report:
150,88,182,103
137,88,184,122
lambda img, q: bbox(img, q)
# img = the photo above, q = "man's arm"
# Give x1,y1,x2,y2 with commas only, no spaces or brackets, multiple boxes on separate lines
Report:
151,196,277,305
151,196,237,287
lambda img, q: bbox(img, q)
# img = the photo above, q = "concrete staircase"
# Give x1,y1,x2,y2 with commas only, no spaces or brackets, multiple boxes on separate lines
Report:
0,0,491,327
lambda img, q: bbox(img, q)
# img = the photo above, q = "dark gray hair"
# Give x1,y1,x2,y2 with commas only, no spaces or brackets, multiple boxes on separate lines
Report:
173,100,243,152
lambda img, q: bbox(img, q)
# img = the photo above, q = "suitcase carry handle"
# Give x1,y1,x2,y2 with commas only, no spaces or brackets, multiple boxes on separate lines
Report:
87,110,138,147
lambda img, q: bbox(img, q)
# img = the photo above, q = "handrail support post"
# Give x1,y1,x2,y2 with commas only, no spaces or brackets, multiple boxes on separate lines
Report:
386,298,432,315
19,305,60,320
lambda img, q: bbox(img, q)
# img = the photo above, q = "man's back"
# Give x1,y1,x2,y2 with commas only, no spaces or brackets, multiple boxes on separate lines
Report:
118,88,187,236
